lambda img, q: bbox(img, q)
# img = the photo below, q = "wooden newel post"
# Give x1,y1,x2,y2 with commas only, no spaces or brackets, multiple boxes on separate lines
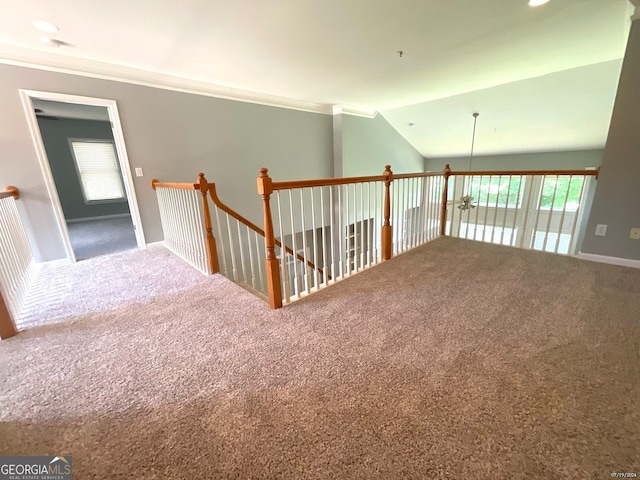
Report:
0,188,19,339
439,164,451,236
257,168,283,309
198,173,220,274
5,186,19,199
0,289,18,340
381,165,393,261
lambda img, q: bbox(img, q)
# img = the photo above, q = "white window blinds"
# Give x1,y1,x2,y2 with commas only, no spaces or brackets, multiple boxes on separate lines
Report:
70,141,125,203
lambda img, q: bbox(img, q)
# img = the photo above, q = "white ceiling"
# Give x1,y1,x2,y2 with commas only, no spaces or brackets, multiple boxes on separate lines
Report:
0,0,634,157
384,59,624,157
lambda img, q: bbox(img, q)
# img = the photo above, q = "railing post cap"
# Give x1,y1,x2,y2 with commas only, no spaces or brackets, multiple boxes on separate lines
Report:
197,172,209,193
383,165,393,183
5,186,19,199
257,168,273,195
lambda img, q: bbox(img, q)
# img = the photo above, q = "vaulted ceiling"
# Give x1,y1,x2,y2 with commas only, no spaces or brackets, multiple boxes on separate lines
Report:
0,0,634,157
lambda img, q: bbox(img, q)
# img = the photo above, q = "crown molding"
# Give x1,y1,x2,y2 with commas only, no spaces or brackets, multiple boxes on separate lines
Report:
0,44,334,115
332,105,378,118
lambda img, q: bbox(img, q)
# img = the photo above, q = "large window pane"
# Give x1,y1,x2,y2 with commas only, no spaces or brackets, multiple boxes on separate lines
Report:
539,176,584,210
469,175,523,207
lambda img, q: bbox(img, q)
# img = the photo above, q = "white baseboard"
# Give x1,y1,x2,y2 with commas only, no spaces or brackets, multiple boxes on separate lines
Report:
66,213,131,223
39,257,72,267
146,241,166,248
576,252,640,269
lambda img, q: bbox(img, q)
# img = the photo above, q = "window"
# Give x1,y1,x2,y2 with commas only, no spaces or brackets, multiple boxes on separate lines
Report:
468,175,523,208
69,140,125,204
449,175,523,207
539,176,584,211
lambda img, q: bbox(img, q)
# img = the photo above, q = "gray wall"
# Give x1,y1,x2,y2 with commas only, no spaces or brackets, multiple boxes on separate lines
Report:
340,113,425,176
582,18,640,261
0,63,333,261
424,149,603,172
37,117,130,221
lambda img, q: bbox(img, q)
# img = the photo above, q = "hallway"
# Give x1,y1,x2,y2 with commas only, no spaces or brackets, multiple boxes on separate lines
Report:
67,215,137,261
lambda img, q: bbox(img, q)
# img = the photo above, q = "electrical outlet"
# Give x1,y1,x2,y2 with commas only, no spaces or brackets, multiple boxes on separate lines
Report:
630,228,640,240
135,167,143,177
595,224,607,237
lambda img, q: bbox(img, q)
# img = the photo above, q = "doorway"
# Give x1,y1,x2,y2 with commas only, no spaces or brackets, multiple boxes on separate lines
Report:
20,91,146,262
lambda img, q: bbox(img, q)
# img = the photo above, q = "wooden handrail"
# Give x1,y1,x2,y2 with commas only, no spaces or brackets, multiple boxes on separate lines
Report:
448,168,599,177
393,171,445,180
0,186,19,200
151,175,328,285
271,174,387,190
271,171,444,191
151,179,198,190
265,166,597,192
207,181,328,278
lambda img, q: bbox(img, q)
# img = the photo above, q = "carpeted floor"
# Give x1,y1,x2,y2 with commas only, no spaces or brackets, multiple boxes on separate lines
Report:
1,237,638,479
67,215,137,261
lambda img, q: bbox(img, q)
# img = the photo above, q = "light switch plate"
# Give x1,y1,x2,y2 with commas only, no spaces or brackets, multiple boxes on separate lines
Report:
135,167,143,177
595,224,607,237
630,228,640,240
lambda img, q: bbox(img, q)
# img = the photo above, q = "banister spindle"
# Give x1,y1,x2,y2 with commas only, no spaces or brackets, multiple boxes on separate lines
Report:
381,165,394,261
440,164,451,236
198,173,220,274
257,168,283,309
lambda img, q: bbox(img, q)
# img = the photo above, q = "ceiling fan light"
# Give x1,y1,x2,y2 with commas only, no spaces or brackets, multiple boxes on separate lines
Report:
528,0,550,7
32,20,59,33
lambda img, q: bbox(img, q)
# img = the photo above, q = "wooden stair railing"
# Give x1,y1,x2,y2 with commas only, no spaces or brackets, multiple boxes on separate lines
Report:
257,166,447,309
204,174,326,283
154,164,598,310
257,167,394,309
152,174,327,303
440,164,599,254
0,186,23,340
151,178,216,275
257,164,599,308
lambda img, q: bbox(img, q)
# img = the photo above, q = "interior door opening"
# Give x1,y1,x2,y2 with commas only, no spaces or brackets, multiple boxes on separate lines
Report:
20,91,146,263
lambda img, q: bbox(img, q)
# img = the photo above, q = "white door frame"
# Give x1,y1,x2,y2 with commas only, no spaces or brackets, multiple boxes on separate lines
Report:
19,89,146,263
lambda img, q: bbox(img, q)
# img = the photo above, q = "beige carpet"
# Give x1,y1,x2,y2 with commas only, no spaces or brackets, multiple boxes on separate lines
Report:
1,237,638,479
